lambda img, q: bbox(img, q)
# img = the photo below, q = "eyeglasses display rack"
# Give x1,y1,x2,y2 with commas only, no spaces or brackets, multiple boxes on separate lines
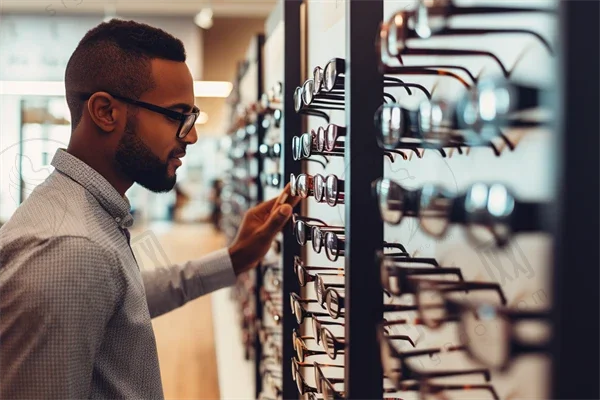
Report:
220,34,269,396
247,1,598,399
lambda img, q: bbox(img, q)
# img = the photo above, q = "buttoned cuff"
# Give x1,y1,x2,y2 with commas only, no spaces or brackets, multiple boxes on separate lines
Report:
196,248,236,294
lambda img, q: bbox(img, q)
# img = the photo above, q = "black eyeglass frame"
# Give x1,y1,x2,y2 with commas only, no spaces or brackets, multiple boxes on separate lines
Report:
79,92,200,139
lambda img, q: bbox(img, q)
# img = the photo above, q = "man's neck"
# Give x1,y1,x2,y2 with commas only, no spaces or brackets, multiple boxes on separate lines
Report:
66,144,132,197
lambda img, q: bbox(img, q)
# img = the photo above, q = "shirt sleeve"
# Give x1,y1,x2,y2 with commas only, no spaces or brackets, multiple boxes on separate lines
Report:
142,248,236,319
0,236,120,399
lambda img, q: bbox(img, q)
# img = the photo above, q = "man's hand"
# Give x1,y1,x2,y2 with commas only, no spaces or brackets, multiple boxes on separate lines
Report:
228,184,300,275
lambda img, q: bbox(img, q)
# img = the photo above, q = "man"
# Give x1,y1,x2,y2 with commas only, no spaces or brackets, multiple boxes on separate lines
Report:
0,19,297,399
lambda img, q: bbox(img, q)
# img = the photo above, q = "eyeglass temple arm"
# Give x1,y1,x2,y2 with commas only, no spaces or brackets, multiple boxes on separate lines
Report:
384,92,398,103
402,48,509,77
297,215,327,225
443,282,507,305
401,266,463,280
385,334,416,347
383,304,419,312
382,66,471,89
400,344,464,359
298,108,331,123
451,4,557,16
417,64,479,85
434,27,553,54
307,311,331,320
385,82,433,99
512,340,550,356
383,242,408,253
324,282,345,289
420,383,499,400
386,256,440,266
315,318,345,326
317,227,346,233
385,149,409,160
424,367,492,382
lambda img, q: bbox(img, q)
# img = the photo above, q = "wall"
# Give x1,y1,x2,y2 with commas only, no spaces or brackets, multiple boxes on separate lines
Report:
196,17,266,136
0,14,203,80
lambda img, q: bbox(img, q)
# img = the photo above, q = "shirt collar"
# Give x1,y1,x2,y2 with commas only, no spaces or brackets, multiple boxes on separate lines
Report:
51,148,134,229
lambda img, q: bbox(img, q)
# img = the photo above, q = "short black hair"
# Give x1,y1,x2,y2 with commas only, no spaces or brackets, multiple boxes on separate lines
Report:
65,18,186,129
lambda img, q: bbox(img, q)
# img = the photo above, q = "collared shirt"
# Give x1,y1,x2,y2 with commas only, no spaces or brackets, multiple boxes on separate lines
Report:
0,148,236,399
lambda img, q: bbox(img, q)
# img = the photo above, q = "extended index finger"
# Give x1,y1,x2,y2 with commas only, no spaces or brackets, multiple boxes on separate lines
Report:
271,182,301,211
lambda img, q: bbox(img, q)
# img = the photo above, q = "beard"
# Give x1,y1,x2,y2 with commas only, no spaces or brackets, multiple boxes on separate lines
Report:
114,117,178,193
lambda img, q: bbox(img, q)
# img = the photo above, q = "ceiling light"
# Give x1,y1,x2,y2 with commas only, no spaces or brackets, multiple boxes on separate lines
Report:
194,8,213,29
196,111,209,125
193,81,233,98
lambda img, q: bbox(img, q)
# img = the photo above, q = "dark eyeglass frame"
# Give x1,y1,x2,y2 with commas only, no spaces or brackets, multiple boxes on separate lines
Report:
260,172,282,188
294,256,344,287
314,275,345,308
314,362,345,399
455,79,549,139
319,57,431,99
259,143,282,158
381,10,510,77
410,277,508,329
291,358,343,390
412,0,555,52
323,232,408,262
294,335,327,362
291,361,319,395
315,124,347,153
377,324,491,389
324,287,419,319
311,318,344,346
444,297,551,371
374,102,512,154
398,380,500,400
380,256,465,297
290,292,329,325
79,92,199,139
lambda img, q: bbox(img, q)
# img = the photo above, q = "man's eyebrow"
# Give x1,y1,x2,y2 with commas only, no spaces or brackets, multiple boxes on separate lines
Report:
166,102,193,111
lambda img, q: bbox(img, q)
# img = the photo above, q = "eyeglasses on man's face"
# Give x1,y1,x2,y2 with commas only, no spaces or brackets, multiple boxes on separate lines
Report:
79,92,199,139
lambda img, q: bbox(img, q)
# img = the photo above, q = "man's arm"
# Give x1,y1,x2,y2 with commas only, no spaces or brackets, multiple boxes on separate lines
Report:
142,190,298,319
142,248,236,319
0,236,120,399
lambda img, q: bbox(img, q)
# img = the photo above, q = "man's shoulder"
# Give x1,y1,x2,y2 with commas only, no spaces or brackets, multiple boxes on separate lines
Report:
0,171,93,241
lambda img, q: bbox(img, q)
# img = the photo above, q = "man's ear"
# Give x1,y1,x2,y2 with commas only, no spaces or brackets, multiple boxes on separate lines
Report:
87,92,124,133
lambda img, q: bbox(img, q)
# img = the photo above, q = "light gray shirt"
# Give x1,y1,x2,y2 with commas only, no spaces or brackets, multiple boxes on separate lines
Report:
0,148,236,399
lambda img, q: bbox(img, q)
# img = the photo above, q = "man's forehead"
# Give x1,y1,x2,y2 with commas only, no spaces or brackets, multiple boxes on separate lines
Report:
145,59,195,107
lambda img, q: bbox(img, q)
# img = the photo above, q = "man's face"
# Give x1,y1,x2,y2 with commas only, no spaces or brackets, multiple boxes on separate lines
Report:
114,59,198,193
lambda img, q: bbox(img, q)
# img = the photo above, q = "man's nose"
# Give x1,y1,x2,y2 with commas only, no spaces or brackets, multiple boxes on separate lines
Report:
183,125,198,145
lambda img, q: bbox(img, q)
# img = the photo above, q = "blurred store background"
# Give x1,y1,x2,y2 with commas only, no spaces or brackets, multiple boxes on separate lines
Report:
0,0,273,227
0,1,276,399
